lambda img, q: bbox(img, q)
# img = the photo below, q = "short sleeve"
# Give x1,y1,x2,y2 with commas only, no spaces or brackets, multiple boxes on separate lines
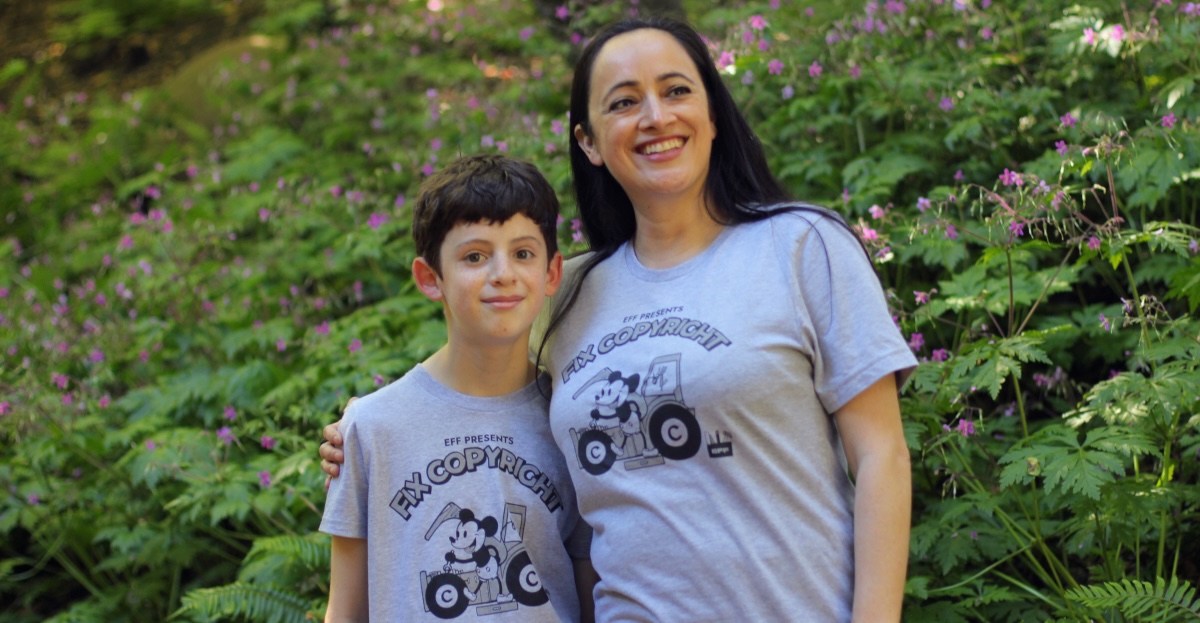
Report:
318,405,369,538
777,212,917,414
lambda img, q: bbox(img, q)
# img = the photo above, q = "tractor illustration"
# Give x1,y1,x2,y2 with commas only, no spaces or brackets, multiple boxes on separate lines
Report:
570,353,702,475
419,502,548,619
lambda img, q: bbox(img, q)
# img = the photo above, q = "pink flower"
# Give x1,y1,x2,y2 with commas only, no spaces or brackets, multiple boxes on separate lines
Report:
89,349,104,363
259,208,270,222
349,338,363,353
999,169,1021,186
330,186,342,198
261,436,276,450
146,440,156,450
1009,221,1025,237
1111,24,1124,42
945,224,959,240
1162,113,1177,129
939,97,954,111
914,290,932,304
99,395,110,408
258,470,272,487
0,401,10,415
768,59,784,75
217,426,235,445
315,321,330,335
917,197,932,212
27,493,39,506
1100,313,1111,332
781,86,794,99
860,227,878,241
908,333,925,351
808,61,823,78
368,213,387,229
955,419,975,436
520,27,534,40
224,405,237,421
276,338,287,352
374,373,386,386
869,205,886,219
717,51,735,70
749,14,767,30
555,5,568,19
1055,140,1068,155
931,348,950,362
1060,113,1077,128
1087,236,1102,250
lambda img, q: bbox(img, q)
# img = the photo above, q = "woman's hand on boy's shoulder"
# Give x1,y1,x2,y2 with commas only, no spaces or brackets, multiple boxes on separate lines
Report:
319,397,355,490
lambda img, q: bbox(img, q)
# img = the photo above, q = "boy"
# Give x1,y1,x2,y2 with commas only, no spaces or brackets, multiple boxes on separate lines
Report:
321,155,594,623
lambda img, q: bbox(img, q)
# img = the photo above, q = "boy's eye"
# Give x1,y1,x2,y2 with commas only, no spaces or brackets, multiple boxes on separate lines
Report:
515,249,534,260
464,252,485,263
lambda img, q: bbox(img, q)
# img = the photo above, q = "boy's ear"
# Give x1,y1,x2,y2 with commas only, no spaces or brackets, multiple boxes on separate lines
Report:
574,124,604,167
412,256,444,301
544,251,564,297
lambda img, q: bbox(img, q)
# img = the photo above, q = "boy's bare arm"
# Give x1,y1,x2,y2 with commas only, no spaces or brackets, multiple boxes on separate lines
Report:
326,536,369,623
573,558,599,623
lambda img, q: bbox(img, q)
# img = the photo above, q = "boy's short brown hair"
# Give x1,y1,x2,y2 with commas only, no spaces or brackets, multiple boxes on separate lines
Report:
412,154,560,274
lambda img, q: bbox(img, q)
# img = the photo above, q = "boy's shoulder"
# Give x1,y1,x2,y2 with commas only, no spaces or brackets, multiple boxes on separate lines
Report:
343,365,432,426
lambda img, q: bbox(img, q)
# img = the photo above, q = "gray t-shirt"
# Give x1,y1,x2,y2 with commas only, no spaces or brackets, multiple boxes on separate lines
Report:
321,365,590,622
545,209,917,622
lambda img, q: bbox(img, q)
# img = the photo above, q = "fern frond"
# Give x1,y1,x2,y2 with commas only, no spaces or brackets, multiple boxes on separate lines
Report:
244,532,331,570
1065,576,1200,623
173,582,310,623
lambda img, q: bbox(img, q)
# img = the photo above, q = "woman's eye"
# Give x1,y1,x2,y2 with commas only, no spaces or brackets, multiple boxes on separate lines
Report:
609,98,634,111
668,85,691,97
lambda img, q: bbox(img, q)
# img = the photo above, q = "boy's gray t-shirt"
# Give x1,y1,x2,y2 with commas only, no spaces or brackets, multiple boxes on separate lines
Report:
545,210,917,622
321,365,590,623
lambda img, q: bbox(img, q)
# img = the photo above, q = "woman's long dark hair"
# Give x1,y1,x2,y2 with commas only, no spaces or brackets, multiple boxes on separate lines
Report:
539,16,860,380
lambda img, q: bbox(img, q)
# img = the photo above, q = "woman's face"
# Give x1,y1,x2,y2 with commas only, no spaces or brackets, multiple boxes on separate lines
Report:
574,28,716,210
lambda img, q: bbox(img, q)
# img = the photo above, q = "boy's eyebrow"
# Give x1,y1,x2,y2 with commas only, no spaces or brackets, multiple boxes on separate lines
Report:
452,235,545,250
601,72,696,102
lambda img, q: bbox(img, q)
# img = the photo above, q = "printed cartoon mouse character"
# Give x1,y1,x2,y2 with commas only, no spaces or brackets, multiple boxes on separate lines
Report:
466,545,513,604
615,408,647,458
589,371,641,431
444,509,498,575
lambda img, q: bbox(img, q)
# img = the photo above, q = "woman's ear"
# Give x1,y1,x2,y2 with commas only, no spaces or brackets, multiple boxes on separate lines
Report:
412,256,444,301
574,124,604,167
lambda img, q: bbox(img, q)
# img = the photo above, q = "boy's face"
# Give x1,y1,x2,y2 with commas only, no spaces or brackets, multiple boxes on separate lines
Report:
414,214,562,346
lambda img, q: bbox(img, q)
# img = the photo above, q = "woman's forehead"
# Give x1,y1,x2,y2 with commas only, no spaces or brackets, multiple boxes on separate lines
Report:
591,29,700,88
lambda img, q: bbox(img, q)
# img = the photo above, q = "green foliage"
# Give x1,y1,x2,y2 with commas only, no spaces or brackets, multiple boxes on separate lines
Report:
1066,576,1200,622
174,583,312,623
2,0,1199,621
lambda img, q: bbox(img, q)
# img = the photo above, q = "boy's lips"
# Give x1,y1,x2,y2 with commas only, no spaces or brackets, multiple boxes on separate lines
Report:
483,295,524,309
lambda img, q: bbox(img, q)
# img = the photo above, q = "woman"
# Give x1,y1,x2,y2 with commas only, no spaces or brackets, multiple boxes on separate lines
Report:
323,17,915,622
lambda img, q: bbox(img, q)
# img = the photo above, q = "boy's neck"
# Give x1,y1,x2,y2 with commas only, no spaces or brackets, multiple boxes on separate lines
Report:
421,336,536,398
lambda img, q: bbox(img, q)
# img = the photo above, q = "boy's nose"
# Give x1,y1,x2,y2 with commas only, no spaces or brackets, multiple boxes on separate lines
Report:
489,256,516,284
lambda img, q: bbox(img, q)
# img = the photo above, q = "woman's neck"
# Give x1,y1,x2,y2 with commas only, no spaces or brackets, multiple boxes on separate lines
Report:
631,196,725,269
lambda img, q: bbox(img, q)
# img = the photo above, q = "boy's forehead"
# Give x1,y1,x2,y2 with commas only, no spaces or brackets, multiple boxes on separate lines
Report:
445,213,544,238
